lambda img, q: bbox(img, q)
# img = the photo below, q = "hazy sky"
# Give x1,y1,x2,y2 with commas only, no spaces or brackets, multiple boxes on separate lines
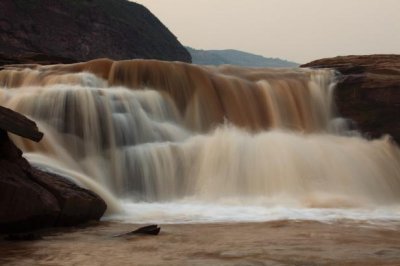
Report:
133,0,400,63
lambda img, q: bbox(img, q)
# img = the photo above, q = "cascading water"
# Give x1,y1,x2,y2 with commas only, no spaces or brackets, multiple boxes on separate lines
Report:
1,59,400,223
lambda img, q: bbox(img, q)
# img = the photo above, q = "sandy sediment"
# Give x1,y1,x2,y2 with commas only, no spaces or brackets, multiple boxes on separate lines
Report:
1,220,400,266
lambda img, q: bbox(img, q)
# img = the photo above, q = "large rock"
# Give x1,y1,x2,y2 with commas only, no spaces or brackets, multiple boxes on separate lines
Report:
302,55,400,143
0,0,191,66
0,106,107,232
0,130,60,231
29,168,107,227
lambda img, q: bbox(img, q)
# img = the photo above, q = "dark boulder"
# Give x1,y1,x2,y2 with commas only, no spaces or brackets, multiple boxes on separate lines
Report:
302,55,400,143
0,106,106,232
0,129,59,232
0,155,60,231
29,168,107,227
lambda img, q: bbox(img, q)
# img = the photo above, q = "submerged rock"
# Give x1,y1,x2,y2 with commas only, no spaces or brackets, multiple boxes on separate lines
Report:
0,106,106,233
302,55,400,143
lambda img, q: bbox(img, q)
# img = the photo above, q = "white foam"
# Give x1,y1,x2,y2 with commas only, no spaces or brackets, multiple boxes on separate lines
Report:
106,201,400,225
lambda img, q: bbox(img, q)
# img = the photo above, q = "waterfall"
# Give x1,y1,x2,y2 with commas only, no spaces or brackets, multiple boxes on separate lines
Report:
1,59,400,222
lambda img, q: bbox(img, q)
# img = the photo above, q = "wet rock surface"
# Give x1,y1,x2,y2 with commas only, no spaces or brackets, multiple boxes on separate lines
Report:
302,54,400,143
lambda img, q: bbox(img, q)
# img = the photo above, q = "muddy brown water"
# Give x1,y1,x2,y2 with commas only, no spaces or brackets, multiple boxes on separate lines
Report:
1,220,400,266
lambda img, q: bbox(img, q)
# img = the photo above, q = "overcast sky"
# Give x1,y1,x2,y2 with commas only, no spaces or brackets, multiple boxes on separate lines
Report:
133,0,400,63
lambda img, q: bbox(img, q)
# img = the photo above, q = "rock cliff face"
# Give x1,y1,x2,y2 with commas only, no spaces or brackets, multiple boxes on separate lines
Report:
0,106,106,233
302,55,400,143
0,0,191,65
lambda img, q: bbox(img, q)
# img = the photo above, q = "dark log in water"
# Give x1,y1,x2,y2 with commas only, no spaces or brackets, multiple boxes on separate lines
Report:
113,224,161,237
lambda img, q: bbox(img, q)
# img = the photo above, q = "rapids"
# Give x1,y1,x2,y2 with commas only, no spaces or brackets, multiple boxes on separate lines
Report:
1,59,400,222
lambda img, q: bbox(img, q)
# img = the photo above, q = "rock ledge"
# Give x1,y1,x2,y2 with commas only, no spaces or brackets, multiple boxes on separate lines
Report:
302,54,400,142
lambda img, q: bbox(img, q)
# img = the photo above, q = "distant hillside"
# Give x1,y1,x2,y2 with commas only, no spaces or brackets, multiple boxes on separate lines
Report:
186,47,298,67
0,0,191,65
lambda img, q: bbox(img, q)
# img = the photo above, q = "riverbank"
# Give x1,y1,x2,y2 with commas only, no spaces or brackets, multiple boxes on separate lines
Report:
1,220,400,265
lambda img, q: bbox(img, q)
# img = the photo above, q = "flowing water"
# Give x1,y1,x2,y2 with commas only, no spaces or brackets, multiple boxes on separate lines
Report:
1,59,400,223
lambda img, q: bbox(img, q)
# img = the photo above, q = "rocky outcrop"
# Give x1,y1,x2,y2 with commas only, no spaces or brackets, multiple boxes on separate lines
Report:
0,106,106,232
0,0,191,66
0,105,43,141
302,55,400,143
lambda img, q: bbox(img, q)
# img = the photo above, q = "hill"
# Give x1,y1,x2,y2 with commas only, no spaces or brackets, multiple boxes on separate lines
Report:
0,0,191,65
186,47,298,67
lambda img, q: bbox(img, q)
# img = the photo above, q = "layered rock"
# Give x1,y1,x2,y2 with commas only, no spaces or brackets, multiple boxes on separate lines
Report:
302,55,400,143
0,106,106,232
0,0,191,66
